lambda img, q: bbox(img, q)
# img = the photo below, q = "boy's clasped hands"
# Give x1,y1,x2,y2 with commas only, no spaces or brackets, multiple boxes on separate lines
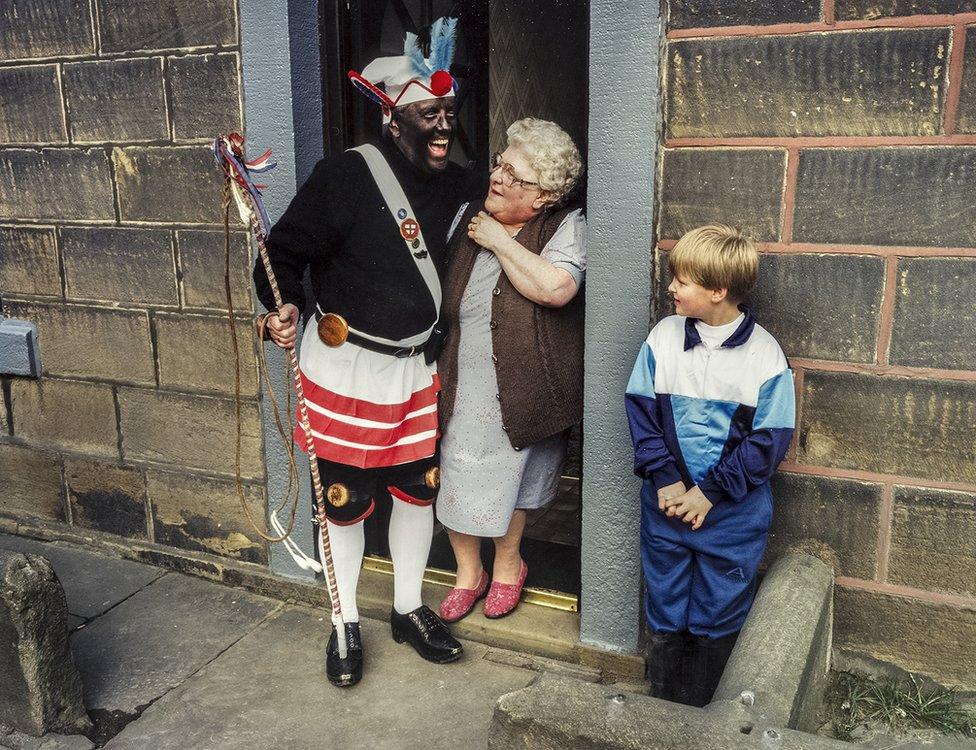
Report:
657,481,713,531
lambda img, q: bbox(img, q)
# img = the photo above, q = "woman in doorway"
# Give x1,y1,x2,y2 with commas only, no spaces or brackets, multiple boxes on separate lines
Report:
436,118,585,621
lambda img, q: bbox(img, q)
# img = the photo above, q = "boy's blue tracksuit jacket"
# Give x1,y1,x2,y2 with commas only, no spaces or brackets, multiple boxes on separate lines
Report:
625,309,795,638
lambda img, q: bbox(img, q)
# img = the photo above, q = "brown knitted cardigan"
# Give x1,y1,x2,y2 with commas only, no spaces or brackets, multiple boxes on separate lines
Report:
438,200,584,449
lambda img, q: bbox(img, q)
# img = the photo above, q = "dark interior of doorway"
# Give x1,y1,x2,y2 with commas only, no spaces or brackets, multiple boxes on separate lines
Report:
320,0,588,597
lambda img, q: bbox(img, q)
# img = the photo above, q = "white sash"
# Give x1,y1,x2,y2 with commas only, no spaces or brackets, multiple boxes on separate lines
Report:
347,144,442,348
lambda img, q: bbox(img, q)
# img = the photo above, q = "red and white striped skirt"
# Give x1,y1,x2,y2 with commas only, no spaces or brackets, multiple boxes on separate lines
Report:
293,322,439,469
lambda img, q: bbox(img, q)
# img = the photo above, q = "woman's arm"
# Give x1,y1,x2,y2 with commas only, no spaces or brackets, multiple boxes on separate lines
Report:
468,211,578,308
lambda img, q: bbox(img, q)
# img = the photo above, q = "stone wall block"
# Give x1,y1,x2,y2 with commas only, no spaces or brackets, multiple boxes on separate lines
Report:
118,388,263,479
888,486,976,597
97,0,237,52
61,226,178,305
0,226,62,298
10,378,119,458
798,371,976,484
65,458,147,539
0,0,94,60
113,146,227,224
147,470,268,564
835,585,976,689
955,27,976,134
0,149,115,222
658,148,786,242
668,0,819,28
0,444,64,522
889,259,976,370
836,0,976,19
751,253,885,362
154,313,258,396
63,58,168,143
767,472,883,579
168,53,242,140
0,65,67,144
2,300,154,385
178,230,253,311
793,147,976,247
666,29,949,138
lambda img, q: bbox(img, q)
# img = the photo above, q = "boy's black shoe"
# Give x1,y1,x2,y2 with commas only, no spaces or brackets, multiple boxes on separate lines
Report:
390,605,463,663
684,631,739,707
326,621,363,687
646,631,687,702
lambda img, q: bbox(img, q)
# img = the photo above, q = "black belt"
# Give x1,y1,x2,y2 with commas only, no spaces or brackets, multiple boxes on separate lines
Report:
346,329,429,358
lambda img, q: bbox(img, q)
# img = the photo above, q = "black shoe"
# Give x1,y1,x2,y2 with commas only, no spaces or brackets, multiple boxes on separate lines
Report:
390,605,463,664
684,631,739,707
326,621,363,687
645,631,687,702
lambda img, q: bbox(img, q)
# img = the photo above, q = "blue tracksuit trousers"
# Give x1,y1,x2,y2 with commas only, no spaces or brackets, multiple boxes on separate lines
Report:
640,478,772,639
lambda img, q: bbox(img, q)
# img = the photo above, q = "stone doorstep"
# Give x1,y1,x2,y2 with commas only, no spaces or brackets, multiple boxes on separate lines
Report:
3,519,646,682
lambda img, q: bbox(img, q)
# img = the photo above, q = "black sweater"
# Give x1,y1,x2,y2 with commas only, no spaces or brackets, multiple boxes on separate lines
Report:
254,137,483,341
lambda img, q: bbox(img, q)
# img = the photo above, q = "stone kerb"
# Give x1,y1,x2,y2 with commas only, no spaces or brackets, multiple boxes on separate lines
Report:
0,549,90,737
488,673,849,750
489,553,837,749
713,553,835,732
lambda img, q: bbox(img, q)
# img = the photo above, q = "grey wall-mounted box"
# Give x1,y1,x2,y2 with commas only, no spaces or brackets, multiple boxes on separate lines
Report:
0,317,41,377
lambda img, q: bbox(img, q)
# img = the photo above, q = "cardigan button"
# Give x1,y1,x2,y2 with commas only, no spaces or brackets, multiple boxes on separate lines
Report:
489,320,497,330
491,354,498,364
495,393,501,401
514,446,522,452
501,425,509,432
492,287,501,296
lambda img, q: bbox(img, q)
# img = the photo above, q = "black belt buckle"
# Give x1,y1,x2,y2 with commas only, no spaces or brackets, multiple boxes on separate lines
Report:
394,345,419,358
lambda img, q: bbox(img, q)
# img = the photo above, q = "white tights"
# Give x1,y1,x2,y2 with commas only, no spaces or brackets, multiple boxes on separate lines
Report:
320,501,433,624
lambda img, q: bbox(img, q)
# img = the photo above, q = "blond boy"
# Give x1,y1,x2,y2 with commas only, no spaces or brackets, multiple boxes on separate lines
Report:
625,225,795,706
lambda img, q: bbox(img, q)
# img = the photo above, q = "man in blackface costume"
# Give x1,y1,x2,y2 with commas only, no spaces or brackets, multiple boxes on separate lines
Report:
254,18,481,687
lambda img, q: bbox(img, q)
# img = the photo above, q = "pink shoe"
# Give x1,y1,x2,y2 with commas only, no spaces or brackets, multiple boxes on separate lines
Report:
439,570,489,623
483,562,528,619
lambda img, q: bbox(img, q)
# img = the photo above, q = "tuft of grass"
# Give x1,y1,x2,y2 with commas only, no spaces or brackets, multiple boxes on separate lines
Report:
825,671,976,742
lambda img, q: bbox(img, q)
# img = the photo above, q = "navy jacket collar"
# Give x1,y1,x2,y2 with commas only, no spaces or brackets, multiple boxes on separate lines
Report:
683,306,755,351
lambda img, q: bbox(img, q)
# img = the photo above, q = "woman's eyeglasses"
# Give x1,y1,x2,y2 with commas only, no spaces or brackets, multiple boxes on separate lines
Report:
490,152,540,190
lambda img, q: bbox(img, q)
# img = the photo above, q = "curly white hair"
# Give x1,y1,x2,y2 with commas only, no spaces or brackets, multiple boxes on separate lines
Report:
505,118,583,201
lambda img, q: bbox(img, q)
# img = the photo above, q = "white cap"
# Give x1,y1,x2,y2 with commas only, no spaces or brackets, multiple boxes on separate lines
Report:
348,17,458,120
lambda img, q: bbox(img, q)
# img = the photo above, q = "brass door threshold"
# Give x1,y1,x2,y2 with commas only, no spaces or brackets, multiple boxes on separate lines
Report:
363,555,579,612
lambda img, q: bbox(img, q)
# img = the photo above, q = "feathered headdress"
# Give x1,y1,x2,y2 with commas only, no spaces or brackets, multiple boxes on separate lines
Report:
348,17,458,119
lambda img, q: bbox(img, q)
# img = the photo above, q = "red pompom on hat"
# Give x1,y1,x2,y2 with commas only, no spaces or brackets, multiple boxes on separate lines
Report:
430,70,453,97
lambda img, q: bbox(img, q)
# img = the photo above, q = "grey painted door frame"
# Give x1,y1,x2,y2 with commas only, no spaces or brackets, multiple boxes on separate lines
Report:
240,0,324,580
580,0,662,653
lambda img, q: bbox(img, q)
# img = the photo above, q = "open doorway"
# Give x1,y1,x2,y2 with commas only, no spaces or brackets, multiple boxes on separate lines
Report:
318,0,589,603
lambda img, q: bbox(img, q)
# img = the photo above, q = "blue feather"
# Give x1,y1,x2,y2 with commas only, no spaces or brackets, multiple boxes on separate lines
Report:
429,17,457,72
404,32,431,77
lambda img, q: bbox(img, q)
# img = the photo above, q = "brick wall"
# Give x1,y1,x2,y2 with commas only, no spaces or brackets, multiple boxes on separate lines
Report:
0,0,269,567
658,0,976,688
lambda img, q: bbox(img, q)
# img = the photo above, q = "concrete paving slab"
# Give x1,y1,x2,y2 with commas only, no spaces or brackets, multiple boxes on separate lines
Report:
104,606,536,750
70,573,279,715
0,534,163,622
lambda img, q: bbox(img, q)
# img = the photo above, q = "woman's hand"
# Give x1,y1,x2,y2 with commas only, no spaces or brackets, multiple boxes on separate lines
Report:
467,211,511,253
263,303,299,349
